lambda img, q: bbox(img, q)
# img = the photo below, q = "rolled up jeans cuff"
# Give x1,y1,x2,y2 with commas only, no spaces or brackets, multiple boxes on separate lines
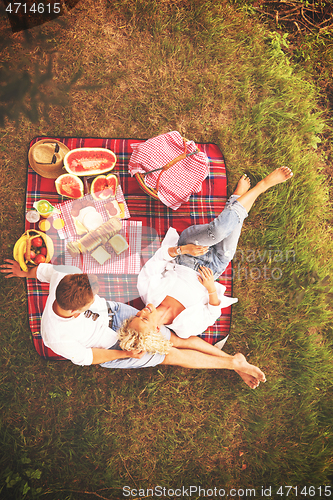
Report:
225,196,248,222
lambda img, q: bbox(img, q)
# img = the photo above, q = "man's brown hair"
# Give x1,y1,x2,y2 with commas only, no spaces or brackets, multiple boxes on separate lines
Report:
56,274,99,311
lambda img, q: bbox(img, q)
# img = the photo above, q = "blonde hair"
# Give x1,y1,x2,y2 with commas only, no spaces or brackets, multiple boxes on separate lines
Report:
118,316,172,355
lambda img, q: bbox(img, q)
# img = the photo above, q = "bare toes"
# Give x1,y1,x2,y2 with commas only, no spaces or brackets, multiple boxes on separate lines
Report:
281,166,293,178
233,175,251,196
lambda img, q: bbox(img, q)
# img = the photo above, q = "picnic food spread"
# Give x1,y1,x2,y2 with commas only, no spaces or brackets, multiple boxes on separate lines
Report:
90,246,113,265
23,143,132,270
24,136,208,273
52,218,65,230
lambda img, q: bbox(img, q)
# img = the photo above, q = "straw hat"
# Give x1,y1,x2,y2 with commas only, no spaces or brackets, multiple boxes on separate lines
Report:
28,139,70,179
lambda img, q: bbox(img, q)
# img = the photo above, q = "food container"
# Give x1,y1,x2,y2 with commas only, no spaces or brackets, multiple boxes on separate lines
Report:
26,210,40,223
53,218,65,230
39,219,51,232
33,200,60,218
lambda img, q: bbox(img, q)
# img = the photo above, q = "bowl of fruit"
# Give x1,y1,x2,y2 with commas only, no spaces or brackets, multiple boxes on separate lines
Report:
13,230,54,272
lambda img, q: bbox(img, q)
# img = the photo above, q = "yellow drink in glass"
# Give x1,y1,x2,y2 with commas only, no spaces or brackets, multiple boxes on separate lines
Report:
33,200,60,218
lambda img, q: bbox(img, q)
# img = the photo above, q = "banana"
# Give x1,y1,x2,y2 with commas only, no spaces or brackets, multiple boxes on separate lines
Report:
13,238,22,261
13,235,27,261
17,238,28,272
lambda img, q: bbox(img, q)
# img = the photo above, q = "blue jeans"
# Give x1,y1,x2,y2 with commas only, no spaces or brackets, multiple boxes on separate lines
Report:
106,301,138,332
176,195,248,279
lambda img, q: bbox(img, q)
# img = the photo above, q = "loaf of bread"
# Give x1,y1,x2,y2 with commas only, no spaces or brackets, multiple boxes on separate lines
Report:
67,217,122,258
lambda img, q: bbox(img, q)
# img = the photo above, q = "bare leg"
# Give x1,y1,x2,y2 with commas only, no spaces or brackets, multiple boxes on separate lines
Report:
171,332,232,356
237,166,293,213
232,174,251,196
162,347,265,381
163,333,266,386
176,167,292,276
170,333,263,389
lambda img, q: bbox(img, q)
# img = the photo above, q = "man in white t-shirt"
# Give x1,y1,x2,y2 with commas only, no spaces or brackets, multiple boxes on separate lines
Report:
1,259,266,389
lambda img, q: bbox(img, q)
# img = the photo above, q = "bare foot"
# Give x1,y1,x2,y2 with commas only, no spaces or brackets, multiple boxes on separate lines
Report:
233,174,251,196
261,166,293,191
233,352,266,382
235,370,260,389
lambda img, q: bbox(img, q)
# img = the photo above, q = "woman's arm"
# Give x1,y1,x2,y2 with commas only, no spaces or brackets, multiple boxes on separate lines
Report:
138,241,210,304
197,266,220,306
0,259,38,279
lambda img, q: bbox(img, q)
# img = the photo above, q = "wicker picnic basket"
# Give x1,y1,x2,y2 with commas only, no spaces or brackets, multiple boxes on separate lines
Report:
134,136,200,200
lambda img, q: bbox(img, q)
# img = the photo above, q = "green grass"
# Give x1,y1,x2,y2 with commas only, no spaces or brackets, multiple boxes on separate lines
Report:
0,0,333,498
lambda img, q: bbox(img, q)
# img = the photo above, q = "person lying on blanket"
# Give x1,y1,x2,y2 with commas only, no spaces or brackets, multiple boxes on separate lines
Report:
1,261,265,390
0,167,292,389
117,167,294,380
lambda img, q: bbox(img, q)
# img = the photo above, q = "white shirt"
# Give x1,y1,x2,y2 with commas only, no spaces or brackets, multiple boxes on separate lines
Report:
37,264,118,365
137,228,238,338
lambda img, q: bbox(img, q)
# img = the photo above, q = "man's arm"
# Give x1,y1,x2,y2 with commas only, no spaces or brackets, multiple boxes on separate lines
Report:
0,259,38,279
91,347,145,365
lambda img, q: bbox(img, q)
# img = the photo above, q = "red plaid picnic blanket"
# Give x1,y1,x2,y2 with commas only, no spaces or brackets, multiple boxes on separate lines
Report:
25,137,233,360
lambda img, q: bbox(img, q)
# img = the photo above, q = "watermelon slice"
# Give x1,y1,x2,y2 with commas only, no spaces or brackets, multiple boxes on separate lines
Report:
55,174,84,199
90,174,118,201
64,148,117,176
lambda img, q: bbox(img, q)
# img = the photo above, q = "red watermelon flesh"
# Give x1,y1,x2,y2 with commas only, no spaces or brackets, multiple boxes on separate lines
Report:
64,148,117,176
55,174,84,199
91,174,118,201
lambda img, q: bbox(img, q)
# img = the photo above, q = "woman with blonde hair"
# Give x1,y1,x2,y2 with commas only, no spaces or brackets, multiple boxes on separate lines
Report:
118,167,293,387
